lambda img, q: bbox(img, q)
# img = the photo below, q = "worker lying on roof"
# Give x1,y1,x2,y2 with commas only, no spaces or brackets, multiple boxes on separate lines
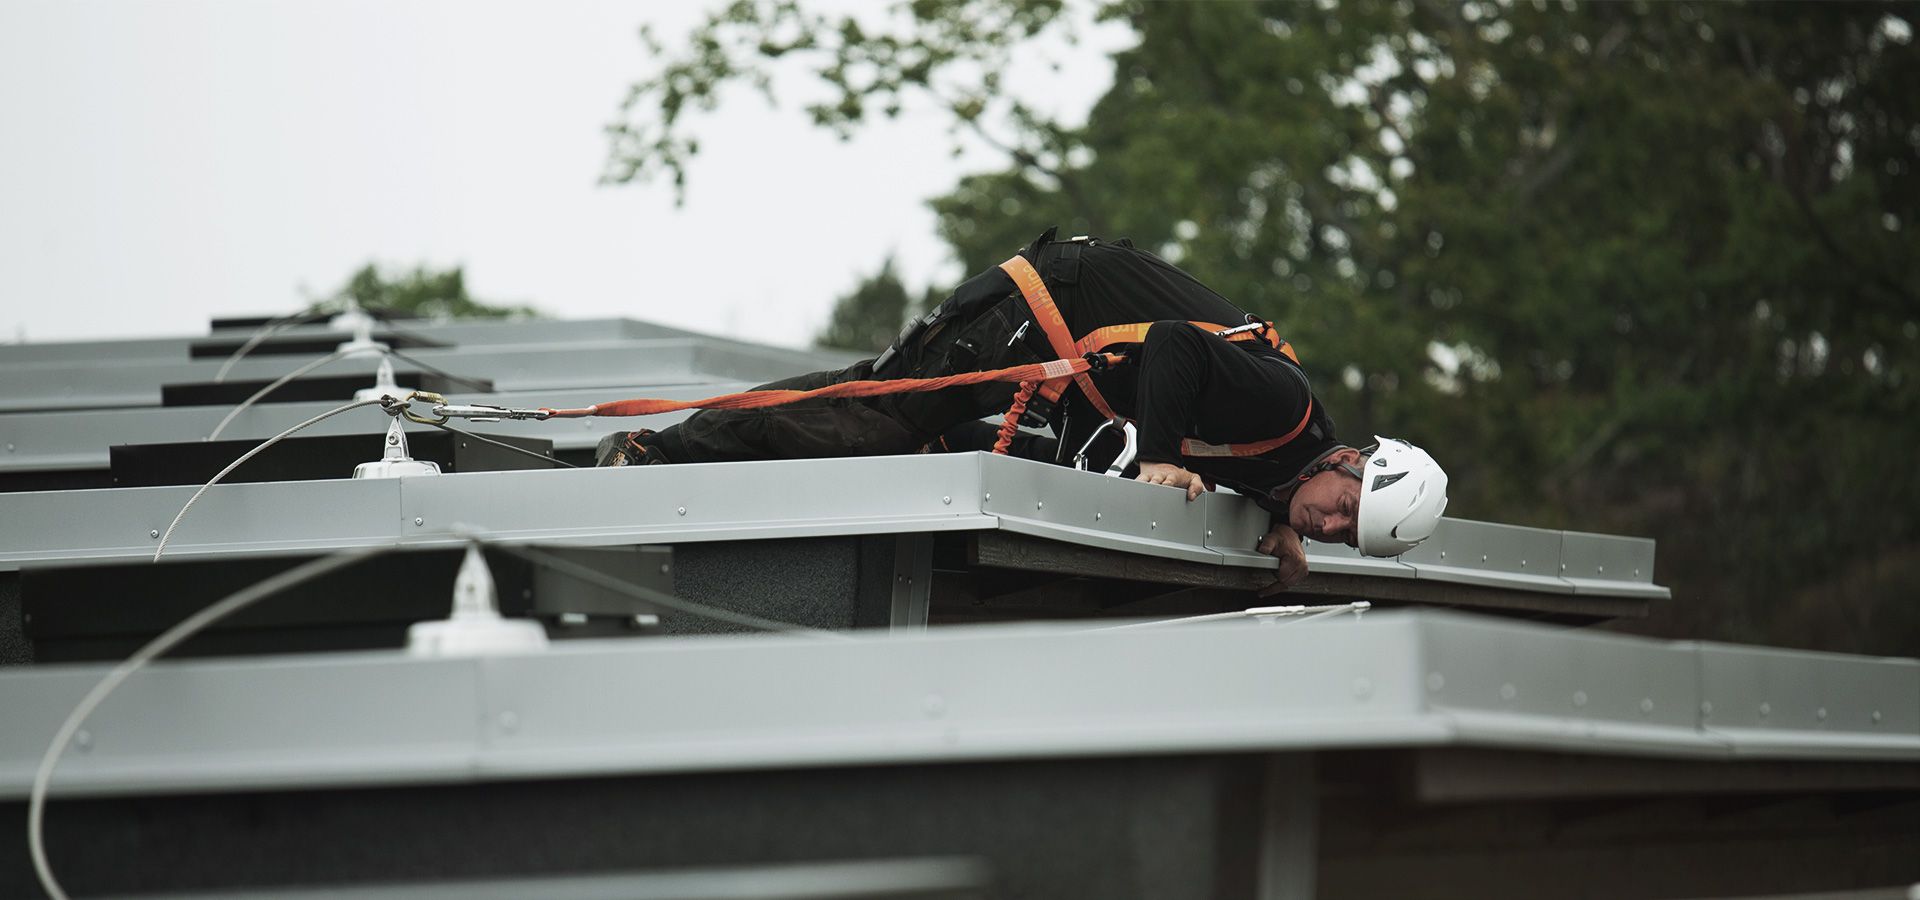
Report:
598,228,1448,591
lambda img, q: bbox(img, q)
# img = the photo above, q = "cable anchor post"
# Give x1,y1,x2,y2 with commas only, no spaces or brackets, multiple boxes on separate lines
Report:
352,416,442,479
407,543,549,657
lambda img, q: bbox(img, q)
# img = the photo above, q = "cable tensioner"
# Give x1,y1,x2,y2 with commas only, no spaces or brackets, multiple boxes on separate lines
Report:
382,391,552,425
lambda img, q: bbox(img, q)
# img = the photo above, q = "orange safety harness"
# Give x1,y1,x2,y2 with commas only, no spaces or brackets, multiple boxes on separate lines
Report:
993,254,1315,460
536,353,1123,420
511,254,1312,465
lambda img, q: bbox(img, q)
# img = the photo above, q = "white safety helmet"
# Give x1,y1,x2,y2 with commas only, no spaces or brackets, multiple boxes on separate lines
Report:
1354,436,1449,557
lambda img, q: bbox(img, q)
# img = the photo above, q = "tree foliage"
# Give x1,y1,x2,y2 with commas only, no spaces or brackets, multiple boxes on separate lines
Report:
608,0,1920,652
327,263,538,320
816,256,943,352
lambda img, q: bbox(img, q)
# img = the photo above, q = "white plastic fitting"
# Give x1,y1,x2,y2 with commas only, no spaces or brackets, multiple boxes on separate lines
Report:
331,297,389,357
407,544,549,657
353,356,413,403
352,418,441,479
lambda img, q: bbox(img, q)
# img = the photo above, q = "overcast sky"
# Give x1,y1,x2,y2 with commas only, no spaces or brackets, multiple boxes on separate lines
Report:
0,1,1122,348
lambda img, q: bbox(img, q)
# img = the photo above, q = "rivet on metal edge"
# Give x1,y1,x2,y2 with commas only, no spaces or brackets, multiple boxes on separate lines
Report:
941,496,951,505
1816,707,1827,721
149,529,159,539
1759,702,1772,717
677,507,687,516
1440,551,1447,559
1872,710,1883,724
1095,512,1102,521
1206,530,1213,539
414,517,424,526
1481,554,1488,563
983,493,991,502
1639,698,1654,714
1036,501,1044,510
1520,559,1527,567
1150,521,1157,529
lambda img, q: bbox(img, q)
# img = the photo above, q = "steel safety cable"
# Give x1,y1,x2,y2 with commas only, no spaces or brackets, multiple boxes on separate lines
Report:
28,545,394,900
422,420,577,469
205,348,357,441
384,348,494,392
211,308,329,384
158,398,391,562
487,543,854,639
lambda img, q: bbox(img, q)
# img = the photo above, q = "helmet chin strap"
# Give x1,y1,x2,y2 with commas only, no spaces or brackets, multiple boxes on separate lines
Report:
1268,441,1377,512
1295,443,1368,487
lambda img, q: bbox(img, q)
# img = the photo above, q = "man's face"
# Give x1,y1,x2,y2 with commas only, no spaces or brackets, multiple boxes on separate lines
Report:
1289,468,1361,547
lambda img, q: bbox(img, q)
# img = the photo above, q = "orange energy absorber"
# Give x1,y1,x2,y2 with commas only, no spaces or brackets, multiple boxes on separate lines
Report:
540,354,1124,419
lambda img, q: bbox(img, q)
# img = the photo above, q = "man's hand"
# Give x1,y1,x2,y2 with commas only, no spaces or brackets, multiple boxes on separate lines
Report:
1135,461,1208,501
1256,522,1309,596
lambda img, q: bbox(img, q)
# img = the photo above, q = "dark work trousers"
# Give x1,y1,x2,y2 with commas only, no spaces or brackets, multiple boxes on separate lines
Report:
646,286,1048,464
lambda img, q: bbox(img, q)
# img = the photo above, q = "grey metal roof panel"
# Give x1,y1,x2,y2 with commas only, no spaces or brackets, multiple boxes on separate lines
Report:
0,338,855,411
0,383,758,474
0,610,1911,801
1693,641,1920,756
0,454,1671,602
0,318,844,367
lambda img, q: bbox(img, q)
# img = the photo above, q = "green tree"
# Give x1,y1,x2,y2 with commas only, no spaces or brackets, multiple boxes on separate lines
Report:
816,256,942,352
326,263,539,320
607,1,1920,653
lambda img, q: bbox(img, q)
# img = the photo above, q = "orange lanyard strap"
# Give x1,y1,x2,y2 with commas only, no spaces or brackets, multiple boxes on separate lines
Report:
1177,398,1315,458
998,255,1121,421
997,253,1313,461
1074,322,1295,364
543,353,1119,418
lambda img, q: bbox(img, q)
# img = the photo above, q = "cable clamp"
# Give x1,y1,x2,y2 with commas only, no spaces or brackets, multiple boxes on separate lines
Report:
384,391,450,425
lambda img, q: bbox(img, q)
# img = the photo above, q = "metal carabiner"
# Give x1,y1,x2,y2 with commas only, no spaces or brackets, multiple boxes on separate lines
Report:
1073,418,1138,477
387,391,451,425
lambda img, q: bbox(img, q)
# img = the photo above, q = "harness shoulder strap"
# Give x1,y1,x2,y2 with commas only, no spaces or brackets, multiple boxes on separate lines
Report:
999,254,1119,421
997,253,1314,461
1073,322,1296,362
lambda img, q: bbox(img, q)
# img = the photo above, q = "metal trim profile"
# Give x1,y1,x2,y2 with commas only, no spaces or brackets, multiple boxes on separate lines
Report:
0,454,1668,601
0,610,1911,800
0,384,763,474
0,337,855,413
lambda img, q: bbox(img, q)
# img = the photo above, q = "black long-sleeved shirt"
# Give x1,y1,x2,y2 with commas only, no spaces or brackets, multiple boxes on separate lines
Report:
1027,234,1340,518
